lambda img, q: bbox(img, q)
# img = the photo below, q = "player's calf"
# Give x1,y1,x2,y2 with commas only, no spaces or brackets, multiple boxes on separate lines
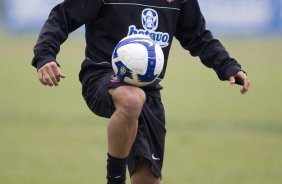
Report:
131,158,161,184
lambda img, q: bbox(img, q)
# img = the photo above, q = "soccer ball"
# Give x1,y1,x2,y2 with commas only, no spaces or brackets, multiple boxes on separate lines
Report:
112,34,164,87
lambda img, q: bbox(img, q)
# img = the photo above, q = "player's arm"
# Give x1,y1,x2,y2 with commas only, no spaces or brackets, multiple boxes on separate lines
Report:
32,0,84,86
32,0,102,86
174,0,250,94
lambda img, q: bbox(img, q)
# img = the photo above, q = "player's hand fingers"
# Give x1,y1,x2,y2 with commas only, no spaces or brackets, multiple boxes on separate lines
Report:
37,70,47,85
46,64,58,86
38,66,50,86
37,62,65,87
229,71,250,94
234,71,250,94
57,67,66,81
229,76,236,85
50,63,66,83
240,77,250,94
42,70,54,86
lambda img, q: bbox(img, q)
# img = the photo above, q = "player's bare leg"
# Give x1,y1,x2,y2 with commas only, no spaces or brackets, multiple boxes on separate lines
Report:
107,86,146,184
131,159,161,184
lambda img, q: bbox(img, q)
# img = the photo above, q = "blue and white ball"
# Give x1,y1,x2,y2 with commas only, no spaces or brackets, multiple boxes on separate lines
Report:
112,34,164,87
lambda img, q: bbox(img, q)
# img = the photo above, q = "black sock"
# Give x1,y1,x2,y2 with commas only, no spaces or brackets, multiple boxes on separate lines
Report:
107,153,127,184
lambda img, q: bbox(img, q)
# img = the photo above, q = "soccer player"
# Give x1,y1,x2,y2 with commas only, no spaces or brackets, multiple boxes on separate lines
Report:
31,0,250,184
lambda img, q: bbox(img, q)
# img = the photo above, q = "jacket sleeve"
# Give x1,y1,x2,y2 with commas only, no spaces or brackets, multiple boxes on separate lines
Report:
31,0,102,69
174,0,241,81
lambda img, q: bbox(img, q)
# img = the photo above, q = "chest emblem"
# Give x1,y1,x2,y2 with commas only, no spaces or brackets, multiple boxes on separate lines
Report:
142,9,158,31
127,8,170,48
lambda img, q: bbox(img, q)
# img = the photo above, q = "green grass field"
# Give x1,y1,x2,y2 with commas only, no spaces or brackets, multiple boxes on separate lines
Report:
0,32,282,184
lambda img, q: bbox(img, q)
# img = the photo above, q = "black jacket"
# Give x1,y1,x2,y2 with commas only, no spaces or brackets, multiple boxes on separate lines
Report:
32,0,241,87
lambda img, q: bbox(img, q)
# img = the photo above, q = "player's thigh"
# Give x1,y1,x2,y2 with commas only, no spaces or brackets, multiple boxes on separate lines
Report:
82,69,119,118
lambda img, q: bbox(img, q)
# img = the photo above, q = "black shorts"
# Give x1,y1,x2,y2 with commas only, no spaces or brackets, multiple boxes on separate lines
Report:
81,68,166,177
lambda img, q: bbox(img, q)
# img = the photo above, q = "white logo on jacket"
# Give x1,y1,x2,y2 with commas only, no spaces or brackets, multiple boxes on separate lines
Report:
128,8,169,48
142,8,158,30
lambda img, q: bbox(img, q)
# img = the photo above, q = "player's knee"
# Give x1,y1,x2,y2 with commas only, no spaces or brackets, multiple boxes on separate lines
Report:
117,88,145,116
110,86,146,117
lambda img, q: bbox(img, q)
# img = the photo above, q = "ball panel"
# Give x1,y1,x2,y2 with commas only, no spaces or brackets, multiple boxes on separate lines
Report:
111,34,164,87
154,44,164,75
118,43,148,75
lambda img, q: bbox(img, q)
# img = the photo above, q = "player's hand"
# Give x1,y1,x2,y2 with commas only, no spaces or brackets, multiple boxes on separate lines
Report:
37,61,66,86
229,71,250,94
